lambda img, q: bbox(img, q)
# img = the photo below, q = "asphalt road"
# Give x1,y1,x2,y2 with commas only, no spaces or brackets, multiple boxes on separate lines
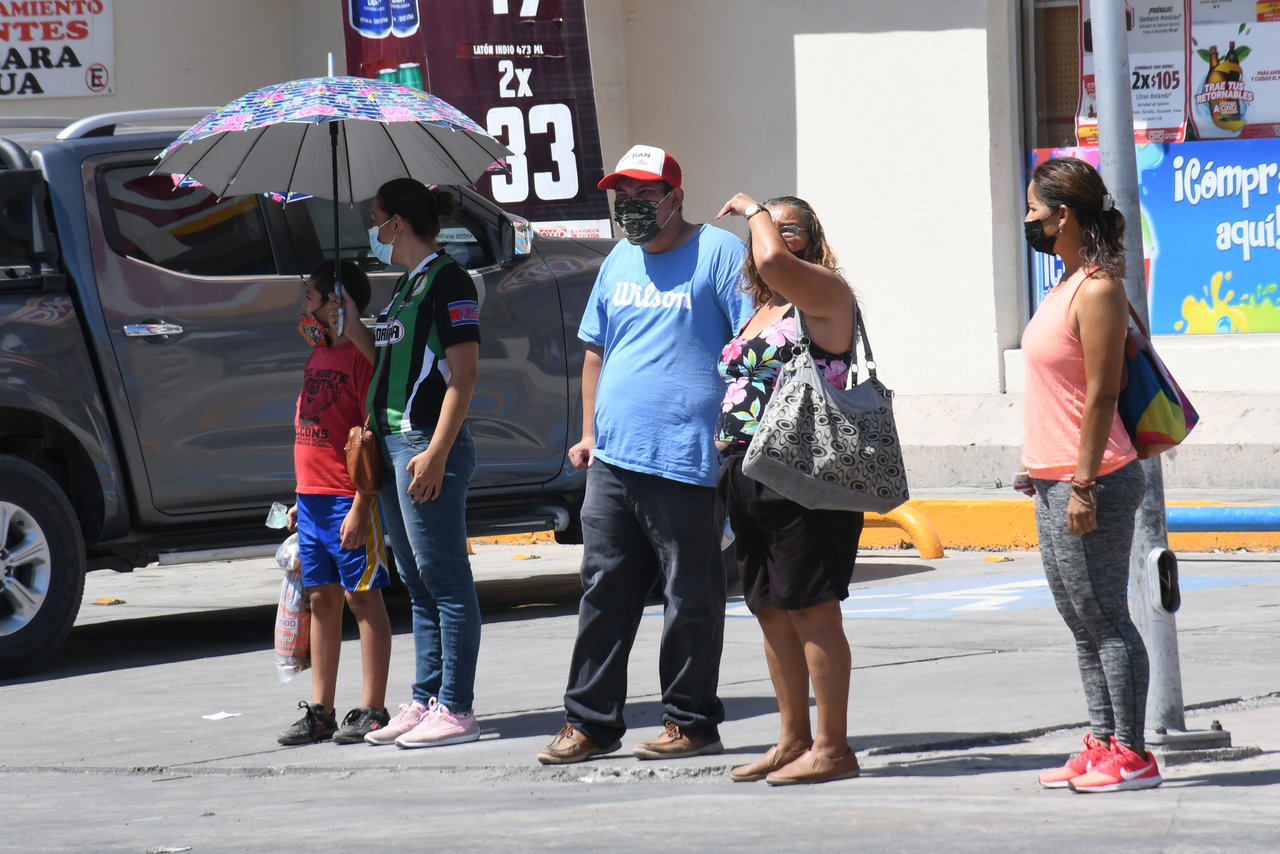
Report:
4,544,1280,853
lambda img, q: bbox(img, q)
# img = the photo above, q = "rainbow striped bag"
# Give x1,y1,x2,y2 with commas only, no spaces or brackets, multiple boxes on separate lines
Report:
1117,304,1198,459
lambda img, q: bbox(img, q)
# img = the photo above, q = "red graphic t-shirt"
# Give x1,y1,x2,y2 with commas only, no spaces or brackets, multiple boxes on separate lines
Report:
294,341,374,496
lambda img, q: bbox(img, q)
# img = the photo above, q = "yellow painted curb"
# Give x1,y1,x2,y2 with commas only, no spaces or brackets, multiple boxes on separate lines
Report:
469,531,557,546
859,500,1280,553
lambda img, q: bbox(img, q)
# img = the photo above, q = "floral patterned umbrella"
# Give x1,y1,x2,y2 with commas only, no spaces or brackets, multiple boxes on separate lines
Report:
153,76,511,332
154,76,509,202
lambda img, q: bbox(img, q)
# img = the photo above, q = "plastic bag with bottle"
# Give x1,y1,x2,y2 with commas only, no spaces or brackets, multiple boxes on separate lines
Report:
273,532,309,683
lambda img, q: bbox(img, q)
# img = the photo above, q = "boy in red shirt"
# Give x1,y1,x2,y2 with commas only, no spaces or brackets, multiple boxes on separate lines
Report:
279,261,393,746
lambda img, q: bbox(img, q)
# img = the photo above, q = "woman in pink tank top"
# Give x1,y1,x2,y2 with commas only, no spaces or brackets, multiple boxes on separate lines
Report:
1019,158,1161,793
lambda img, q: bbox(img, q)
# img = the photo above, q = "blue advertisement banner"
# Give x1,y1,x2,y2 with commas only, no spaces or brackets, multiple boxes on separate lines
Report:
1030,139,1280,334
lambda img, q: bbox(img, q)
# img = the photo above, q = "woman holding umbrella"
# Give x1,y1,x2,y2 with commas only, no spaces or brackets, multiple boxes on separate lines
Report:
154,76,512,748
342,178,485,749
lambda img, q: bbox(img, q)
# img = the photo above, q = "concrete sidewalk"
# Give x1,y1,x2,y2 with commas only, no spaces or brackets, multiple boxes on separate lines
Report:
4,544,1280,851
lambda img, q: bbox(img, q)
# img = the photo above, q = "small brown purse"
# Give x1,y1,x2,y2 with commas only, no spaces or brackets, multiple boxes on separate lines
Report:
345,414,381,495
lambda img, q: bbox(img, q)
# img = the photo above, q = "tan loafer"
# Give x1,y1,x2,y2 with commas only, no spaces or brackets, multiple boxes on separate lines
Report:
766,747,860,786
537,724,621,765
632,721,723,760
731,744,811,782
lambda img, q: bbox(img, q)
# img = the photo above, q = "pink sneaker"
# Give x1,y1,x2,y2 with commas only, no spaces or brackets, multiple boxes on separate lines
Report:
1038,733,1112,789
1069,737,1162,793
364,700,431,745
394,704,480,749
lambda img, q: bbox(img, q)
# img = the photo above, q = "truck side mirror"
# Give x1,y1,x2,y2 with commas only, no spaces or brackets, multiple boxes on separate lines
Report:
500,212,533,266
0,164,62,291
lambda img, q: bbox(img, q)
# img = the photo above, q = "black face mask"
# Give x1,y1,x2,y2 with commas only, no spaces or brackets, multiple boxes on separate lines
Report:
613,192,674,245
792,248,808,261
1024,217,1059,255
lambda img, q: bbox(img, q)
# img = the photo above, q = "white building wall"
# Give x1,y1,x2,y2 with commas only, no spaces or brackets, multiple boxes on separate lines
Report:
796,28,1002,395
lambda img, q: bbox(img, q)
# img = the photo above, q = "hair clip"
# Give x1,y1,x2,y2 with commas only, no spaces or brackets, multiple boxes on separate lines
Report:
1101,194,1115,211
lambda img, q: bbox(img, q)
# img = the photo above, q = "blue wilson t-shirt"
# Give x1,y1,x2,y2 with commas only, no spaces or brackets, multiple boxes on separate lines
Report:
579,224,753,487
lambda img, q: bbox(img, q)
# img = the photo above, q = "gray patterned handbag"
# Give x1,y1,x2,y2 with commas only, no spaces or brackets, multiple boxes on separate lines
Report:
741,306,909,513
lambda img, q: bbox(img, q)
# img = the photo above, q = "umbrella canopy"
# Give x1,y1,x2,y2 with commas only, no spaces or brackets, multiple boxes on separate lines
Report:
154,76,510,202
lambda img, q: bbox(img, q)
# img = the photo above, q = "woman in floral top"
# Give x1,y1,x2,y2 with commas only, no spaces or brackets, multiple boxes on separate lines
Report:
714,194,864,786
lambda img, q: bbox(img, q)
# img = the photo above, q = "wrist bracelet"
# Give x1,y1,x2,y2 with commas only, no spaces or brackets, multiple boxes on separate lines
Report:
1070,478,1097,490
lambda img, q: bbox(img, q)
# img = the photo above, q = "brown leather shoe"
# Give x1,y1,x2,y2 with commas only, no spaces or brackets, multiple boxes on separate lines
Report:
632,721,724,760
766,747,860,786
537,724,621,765
730,744,811,782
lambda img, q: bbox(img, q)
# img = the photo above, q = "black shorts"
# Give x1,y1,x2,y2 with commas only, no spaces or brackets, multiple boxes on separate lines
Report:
717,448,864,614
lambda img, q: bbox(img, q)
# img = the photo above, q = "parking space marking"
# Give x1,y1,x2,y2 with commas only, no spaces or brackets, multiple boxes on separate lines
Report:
644,573,1280,621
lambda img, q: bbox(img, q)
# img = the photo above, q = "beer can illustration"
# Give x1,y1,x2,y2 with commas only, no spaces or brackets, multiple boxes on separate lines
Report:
350,0,391,39
378,67,399,83
391,0,419,38
398,62,425,91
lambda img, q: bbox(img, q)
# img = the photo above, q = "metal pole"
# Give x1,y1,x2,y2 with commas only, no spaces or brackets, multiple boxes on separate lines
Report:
330,121,344,338
1090,0,1182,733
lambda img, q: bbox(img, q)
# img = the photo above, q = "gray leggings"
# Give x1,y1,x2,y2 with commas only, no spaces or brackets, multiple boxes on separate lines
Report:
1034,461,1148,752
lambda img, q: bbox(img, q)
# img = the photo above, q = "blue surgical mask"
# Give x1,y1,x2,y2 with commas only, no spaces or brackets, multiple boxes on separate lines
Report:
368,218,394,264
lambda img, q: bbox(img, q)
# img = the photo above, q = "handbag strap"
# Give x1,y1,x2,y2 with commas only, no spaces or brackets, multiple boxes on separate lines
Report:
791,292,875,390
1126,301,1151,339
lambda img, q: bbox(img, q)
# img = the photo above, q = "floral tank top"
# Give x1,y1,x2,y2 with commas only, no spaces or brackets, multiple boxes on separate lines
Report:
716,305,855,448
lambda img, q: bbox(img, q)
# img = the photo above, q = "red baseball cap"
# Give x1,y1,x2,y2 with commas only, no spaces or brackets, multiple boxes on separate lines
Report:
597,144,682,190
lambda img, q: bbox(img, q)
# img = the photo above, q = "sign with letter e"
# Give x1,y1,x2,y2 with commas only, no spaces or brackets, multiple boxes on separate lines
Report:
0,0,114,99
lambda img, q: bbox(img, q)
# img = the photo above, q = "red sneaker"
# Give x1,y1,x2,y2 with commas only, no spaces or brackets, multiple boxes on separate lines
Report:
1038,733,1112,789
1069,737,1162,793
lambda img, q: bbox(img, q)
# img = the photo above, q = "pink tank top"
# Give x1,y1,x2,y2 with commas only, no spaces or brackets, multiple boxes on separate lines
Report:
1021,267,1136,481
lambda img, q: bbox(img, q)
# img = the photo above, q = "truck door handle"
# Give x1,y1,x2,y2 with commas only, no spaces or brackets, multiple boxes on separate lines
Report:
124,323,184,338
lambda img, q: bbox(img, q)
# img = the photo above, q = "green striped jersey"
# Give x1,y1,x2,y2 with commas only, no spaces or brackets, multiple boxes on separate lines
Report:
367,253,481,435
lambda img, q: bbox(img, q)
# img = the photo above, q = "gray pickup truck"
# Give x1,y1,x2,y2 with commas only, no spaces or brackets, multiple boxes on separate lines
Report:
0,108,610,676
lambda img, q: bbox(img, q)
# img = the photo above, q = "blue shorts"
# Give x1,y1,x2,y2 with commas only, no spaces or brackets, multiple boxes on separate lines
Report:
296,493,391,592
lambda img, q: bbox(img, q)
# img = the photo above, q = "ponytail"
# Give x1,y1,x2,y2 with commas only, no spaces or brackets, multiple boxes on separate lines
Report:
375,178,458,240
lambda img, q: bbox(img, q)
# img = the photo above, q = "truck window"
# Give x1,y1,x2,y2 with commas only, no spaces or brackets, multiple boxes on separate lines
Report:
99,165,276,276
287,192,496,276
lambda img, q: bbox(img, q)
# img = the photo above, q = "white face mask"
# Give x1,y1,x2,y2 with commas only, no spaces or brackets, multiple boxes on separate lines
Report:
369,218,394,264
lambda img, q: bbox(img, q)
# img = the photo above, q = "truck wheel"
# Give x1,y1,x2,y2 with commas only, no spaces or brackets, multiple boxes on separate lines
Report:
0,456,85,678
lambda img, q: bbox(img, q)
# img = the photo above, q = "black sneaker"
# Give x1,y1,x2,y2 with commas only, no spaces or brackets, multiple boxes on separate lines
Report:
333,706,392,744
277,701,338,745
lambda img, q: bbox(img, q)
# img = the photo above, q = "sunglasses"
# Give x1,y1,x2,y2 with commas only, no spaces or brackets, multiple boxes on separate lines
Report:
777,225,805,239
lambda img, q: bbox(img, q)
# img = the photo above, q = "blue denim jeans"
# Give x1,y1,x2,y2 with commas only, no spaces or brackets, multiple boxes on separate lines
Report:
378,426,480,714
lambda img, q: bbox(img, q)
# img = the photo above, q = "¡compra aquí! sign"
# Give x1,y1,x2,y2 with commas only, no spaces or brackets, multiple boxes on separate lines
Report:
0,0,113,98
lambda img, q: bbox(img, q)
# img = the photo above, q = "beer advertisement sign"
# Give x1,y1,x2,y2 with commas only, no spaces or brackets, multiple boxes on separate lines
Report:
0,0,113,98
1190,1,1280,138
342,0,611,238
1076,1,1192,145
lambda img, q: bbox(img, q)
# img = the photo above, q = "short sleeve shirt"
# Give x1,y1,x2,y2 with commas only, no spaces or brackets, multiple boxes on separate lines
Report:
295,341,374,496
368,253,481,435
579,224,753,487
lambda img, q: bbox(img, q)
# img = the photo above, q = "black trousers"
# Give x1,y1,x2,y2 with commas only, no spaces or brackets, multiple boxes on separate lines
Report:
563,460,726,745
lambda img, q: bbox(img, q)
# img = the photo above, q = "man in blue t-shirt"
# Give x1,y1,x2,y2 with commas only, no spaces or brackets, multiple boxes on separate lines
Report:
538,145,753,765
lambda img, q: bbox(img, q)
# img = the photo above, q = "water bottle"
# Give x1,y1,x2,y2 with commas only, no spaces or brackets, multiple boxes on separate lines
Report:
350,0,391,39
391,0,419,38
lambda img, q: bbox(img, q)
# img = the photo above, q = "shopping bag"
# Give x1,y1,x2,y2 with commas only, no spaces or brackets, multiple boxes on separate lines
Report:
1117,305,1198,459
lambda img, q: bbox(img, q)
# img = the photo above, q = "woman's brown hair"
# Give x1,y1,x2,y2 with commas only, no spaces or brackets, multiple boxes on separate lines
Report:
375,178,458,240
740,195,841,307
1030,158,1127,282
